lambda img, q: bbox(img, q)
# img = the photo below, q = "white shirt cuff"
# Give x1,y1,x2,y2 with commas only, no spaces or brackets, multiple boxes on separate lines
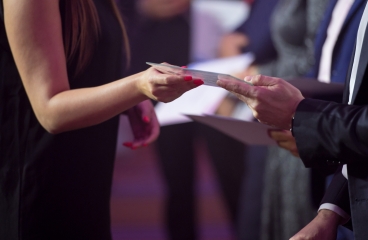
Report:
318,203,350,224
342,164,348,179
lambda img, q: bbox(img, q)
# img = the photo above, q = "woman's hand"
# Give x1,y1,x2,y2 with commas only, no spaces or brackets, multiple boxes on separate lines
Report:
136,67,203,103
269,130,299,157
123,100,160,149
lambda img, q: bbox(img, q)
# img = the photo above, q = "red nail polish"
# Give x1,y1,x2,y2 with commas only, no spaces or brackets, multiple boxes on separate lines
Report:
143,116,150,123
184,76,193,82
123,142,133,148
181,66,188,68
184,76,192,81
143,143,148,147
193,79,204,86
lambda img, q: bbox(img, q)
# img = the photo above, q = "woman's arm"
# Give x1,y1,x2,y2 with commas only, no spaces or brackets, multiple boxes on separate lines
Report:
4,0,197,134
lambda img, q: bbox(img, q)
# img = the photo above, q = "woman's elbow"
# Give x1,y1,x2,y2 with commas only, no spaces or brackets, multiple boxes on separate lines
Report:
37,114,68,134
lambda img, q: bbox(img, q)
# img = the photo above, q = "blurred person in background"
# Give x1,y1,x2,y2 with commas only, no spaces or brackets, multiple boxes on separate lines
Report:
119,0,279,239
216,0,279,239
122,1,245,239
227,0,329,239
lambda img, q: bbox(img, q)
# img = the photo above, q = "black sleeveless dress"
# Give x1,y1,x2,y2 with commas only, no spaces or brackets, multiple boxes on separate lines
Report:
0,1,124,239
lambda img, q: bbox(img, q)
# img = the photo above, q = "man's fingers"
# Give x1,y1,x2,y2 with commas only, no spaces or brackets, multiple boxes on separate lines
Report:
217,78,253,97
269,130,294,141
278,140,298,152
291,151,300,158
247,74,280,87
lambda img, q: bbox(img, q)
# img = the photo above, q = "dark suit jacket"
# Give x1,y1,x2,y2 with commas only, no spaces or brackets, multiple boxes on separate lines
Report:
307,0,366,84
293,2,368,238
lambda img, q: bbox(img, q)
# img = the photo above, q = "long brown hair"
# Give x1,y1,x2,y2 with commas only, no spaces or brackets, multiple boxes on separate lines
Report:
63,0,130,76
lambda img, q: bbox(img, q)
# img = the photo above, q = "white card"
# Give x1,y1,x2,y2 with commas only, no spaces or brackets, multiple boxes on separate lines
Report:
146,62,252,88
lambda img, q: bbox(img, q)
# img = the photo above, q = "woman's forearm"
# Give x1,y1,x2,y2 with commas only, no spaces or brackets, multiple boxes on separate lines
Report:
41,72,147,134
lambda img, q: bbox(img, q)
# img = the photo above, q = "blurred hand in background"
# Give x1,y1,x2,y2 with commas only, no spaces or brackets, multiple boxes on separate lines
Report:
138,0,191,20
218,32,249,58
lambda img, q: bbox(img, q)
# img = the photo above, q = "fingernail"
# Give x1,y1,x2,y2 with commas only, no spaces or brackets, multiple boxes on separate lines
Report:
184,76,192,81
193,79,204,86
143,116,150,123
123,142,133,148
244,76,251,81
181,66,188,68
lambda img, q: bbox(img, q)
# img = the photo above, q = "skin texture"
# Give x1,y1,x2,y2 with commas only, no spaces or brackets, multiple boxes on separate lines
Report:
138,0,191,20
217,74,304,130
290,210,342,240
3,0,199,140
269,130,299,157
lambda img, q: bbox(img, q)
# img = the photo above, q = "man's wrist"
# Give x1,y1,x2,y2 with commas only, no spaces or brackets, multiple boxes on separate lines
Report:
318,209,344,226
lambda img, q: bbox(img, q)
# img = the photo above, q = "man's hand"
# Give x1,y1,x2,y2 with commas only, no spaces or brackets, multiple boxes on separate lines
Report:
217,75,304,130
290,210,342,240
269,130,299,157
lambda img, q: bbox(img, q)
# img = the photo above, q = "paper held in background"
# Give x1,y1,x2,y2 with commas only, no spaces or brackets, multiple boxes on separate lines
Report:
287,78,344,97
186,114,277,146
154,53,255,126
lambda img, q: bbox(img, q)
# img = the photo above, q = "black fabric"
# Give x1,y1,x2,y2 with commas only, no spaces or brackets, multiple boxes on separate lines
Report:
156,122,245,240
0,1,124,239
126,14,191,75
320,166,351,216
294,99,368,168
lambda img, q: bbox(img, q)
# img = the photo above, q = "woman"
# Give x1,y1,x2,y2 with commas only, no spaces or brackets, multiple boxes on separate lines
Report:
0,0,201,239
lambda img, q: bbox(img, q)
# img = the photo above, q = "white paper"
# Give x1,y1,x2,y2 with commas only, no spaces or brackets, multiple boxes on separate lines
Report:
154,54,254,126
147,62,251,88
186,114,277,145
188,53,255,74
155,86,229,126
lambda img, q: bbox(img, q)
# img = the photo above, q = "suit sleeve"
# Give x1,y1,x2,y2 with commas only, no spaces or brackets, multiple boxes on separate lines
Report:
320,167,353,229
293,98,368,168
